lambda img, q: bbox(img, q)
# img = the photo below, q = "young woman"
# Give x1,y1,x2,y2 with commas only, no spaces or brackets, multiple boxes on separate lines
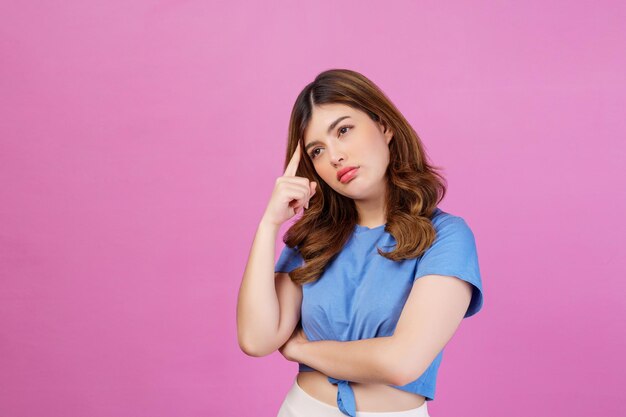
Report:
237,69,484,417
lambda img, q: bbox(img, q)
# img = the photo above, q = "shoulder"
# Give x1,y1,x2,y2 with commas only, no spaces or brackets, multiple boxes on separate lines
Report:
430,208,474,236
421,208,479,261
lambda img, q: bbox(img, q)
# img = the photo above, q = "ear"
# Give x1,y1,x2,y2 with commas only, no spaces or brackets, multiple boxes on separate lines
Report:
381,121,394,145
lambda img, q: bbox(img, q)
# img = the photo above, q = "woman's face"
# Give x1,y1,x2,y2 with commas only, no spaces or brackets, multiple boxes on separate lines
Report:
302,103,393,201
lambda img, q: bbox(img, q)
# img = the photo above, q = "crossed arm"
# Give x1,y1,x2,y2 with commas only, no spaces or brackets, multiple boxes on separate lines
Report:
283,274,473,387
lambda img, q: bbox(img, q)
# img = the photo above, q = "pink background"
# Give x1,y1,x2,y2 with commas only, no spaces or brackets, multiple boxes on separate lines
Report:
1,1,624,416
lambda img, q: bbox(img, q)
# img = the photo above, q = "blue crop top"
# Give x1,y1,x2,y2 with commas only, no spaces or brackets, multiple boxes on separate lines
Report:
274,208,484,417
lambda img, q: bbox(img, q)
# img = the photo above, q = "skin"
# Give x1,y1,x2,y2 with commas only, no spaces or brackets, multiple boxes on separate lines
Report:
277,103,473,412
302,103,394,228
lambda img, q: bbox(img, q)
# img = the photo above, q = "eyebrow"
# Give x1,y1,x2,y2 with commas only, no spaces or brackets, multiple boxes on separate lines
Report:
304,116,351,153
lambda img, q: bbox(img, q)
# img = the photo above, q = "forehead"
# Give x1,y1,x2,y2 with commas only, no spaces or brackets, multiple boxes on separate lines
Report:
303,103,365,142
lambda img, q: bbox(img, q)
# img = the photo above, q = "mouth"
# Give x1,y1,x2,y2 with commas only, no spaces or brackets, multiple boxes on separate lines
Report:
338,167,359,183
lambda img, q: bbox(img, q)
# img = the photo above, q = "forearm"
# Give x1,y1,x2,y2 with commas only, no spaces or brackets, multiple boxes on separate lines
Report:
294,336,402,386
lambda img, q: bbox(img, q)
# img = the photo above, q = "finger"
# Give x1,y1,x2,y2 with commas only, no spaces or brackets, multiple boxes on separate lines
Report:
285,186,308,212
283,141,302,177
284,183,310,202
295,192,308,213
305,182,317,209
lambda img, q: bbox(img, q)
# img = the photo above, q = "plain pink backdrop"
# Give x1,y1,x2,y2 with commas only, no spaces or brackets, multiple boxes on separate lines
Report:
1,1,624,416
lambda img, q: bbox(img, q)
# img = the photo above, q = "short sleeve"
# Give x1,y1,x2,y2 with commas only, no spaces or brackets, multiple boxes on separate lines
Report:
414,217,484,318
275,244,304,273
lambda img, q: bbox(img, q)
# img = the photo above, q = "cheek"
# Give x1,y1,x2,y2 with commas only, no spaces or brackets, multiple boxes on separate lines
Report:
313,166,333,184
369,148,390,173
314,163,330,176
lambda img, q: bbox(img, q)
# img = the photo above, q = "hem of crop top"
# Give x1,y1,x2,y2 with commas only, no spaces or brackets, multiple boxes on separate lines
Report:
296,364,436,402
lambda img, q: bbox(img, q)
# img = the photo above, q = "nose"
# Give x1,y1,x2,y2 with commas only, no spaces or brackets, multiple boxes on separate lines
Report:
330,154,346,168
327,143,346,167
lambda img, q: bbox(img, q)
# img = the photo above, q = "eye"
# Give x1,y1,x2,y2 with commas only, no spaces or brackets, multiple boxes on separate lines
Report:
338,125,353,136
308,125,354,160
309,148,321,159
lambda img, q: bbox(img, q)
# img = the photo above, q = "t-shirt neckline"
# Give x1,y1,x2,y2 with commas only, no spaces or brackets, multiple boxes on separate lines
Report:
354,223,386,232
353,207,443,233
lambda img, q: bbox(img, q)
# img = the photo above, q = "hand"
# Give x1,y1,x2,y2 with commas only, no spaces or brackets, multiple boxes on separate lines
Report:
261,141,317,227
278,324,309,363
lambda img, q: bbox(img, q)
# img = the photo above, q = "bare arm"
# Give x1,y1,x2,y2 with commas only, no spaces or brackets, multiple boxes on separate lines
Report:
236,141,314,357
237,221,297,356
296,336,400,385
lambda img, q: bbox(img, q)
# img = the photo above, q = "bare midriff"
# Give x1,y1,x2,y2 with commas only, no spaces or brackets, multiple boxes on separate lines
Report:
297,369,426,412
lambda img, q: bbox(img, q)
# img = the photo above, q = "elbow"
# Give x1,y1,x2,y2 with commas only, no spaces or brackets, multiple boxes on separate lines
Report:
389,361,424,387
387,373,405,387
382,350,414,386
389,349,431,386
386,341,426,386
238,335,275,358
239,342,263,357
239,341,269,357
391,367,417,387
388,365,411,387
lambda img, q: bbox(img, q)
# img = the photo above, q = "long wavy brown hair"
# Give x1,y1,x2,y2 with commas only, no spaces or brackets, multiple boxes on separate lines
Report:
282,68,447,285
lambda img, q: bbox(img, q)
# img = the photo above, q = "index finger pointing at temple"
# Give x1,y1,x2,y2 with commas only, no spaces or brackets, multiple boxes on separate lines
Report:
283,141,302,177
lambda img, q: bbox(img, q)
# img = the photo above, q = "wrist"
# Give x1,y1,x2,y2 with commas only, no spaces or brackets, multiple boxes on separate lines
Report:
258,217,280,234
292,339,308,363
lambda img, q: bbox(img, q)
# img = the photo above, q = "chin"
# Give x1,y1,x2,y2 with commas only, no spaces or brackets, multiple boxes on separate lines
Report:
330,186,355,198
338,187,369,200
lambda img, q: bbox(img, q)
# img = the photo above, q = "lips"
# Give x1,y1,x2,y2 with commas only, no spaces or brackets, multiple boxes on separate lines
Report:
337,166,358,182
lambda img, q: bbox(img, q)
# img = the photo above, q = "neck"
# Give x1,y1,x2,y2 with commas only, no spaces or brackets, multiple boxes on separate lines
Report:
354,183,387,227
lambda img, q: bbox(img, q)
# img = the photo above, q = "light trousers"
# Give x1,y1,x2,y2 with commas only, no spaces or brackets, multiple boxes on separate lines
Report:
277,376,430,417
